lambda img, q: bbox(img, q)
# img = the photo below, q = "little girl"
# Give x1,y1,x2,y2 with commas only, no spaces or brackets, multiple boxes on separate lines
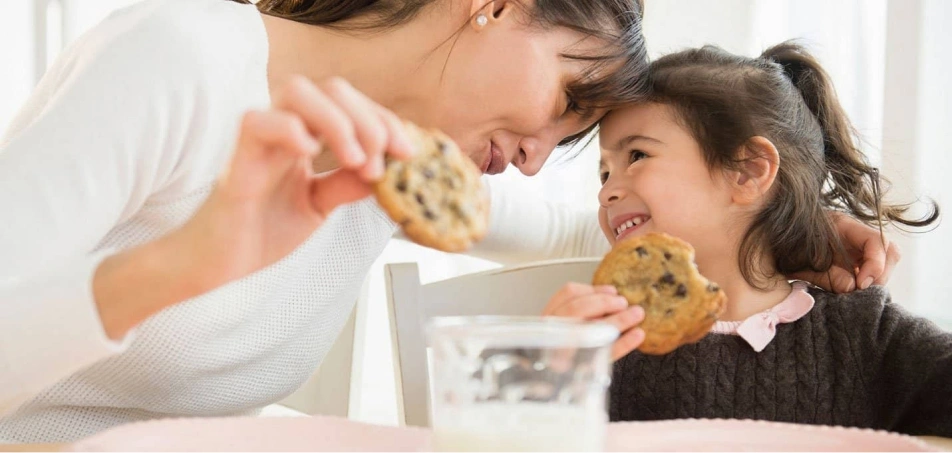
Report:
544,42,951,436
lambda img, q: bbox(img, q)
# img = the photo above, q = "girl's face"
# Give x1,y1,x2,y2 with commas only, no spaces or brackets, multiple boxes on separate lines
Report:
597,103,739,265
429,3,611,176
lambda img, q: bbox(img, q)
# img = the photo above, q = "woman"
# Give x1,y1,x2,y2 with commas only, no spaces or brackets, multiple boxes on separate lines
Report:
0,0,897,443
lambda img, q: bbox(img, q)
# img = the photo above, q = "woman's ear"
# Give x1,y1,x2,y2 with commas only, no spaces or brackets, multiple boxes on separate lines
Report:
730,136,780,206
469,0,511,31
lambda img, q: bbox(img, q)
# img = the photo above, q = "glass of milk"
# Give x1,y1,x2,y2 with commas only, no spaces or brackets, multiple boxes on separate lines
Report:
426,316,618,452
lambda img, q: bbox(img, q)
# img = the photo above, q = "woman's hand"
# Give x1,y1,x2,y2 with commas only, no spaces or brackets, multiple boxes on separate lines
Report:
94,77,413,338
542,282,646,361
791,213,901,293
174,76,413,283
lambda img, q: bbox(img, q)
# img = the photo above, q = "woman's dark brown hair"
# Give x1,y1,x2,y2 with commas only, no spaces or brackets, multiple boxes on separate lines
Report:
646,41,939,287
227,0,649,147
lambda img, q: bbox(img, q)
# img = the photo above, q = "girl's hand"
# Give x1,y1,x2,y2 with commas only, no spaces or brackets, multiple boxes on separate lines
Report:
542,282,646,361
791,213,901,293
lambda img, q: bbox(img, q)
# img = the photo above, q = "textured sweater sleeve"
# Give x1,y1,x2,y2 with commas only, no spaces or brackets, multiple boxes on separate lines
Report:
465,176,610,265
0,3,210,415
867,290,952,437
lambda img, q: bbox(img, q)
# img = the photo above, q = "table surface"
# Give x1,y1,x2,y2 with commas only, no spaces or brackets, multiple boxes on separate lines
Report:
1,419,950,452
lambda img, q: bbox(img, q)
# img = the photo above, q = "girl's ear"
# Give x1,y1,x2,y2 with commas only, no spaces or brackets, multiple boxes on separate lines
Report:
729,136,780,206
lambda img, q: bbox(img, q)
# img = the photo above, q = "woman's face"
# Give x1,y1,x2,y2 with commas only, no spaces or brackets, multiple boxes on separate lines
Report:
428,2,611,176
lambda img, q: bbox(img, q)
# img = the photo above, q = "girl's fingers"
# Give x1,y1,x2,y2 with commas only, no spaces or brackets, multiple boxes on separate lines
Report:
544,283,618,316
601,305,645,333
612,326,646,361
548,293,629,319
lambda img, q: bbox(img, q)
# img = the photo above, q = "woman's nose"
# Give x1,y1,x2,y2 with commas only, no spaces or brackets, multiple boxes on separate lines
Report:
513,135,557,177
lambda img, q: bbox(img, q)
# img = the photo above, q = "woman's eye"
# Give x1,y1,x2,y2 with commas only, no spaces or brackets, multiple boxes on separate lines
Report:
629,150,647,163
564,94,584,115
599,171,609,185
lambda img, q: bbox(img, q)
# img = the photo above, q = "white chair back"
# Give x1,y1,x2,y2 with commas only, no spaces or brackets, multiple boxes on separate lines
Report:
384,258,601,427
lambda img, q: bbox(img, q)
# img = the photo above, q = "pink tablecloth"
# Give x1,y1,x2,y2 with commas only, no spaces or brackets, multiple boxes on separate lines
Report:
70,415,941,452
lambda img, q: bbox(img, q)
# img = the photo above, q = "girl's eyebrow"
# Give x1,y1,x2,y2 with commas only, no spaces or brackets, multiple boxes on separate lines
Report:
612,134,664,150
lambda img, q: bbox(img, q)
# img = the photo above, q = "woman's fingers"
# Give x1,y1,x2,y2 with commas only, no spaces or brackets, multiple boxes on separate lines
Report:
235,109,319,160
321,78,390,179
273,76,366,168
309,170,375,219
828,213,902,290
225,109,319,200
272,76,414,185
375,105,415,160
790,267,857,293
873,241,901,286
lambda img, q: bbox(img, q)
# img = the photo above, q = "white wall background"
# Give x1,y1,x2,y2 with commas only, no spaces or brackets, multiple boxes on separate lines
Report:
1,0,949,426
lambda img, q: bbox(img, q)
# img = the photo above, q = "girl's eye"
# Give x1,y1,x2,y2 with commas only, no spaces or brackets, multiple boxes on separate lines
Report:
599,171,609,185
629,150,648,163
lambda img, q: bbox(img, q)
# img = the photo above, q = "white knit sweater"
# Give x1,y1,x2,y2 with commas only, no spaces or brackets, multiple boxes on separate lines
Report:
0,0,606,443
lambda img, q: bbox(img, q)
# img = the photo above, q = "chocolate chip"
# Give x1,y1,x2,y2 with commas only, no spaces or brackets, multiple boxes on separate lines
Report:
422,168,435,179
450,202,471,222
396,181,408,192
707,283,720,293
415,193,425,205
664,252,672,260
675,284,687,298
660,272,675,285
635,246,648,257
424,210,436,220
438,140,449,154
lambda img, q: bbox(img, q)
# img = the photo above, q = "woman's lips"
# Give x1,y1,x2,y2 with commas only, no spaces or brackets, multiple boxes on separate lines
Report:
485,143,507,175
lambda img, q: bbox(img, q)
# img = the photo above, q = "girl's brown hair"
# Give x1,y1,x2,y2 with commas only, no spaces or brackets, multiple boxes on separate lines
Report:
227,0,650,147
646,42,938,286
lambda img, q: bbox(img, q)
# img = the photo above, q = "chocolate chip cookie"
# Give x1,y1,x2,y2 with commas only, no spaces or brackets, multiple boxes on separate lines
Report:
374,121,489,253
592,233,727,355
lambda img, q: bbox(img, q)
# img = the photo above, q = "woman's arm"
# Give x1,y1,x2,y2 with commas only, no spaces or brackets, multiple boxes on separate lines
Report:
0,24,198,413
465,176,609,264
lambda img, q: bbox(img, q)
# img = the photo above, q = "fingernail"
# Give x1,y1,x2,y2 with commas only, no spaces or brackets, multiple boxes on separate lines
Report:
595,285,618,295
860,277,874,290
398,133,416,157
614,296,629,308
347,140,366,166
304,137,320,154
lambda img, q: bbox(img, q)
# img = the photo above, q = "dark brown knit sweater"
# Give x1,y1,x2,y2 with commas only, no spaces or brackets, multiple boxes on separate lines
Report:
610,286,952,437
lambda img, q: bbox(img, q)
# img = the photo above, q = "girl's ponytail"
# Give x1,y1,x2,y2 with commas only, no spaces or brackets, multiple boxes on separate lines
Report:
761,42,938,229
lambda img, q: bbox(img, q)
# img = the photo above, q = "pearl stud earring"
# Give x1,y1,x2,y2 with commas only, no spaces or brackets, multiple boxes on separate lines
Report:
475,14,488,27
